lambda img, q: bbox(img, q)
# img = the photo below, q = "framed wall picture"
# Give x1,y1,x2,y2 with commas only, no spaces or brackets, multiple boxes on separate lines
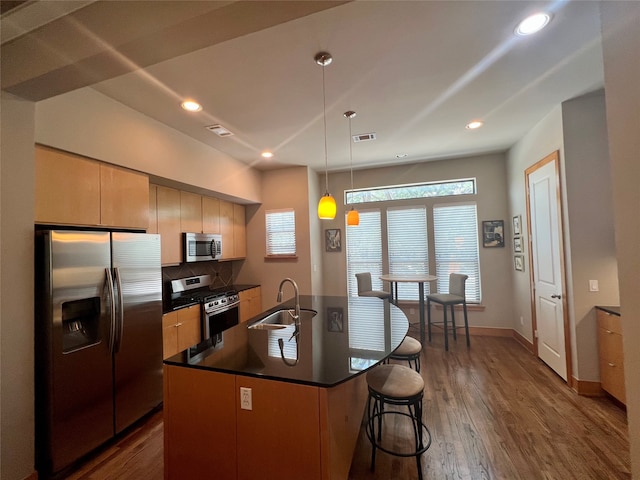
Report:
327,307,344,332
325,228,342,252
514,236,523,253
514,255,525,272
513,215,522,237
482,220,505,247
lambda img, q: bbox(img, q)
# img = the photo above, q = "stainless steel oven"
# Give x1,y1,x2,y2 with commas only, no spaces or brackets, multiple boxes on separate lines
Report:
202,291,240,339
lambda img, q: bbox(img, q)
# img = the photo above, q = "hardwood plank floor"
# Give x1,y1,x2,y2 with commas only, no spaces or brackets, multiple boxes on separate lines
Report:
61,335,630,480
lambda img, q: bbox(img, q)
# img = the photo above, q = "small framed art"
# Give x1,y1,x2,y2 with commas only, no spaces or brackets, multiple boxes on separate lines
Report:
513,215,522,237
482,220,505,248
514,255,525,272
514,236,523,253
325,229,341,252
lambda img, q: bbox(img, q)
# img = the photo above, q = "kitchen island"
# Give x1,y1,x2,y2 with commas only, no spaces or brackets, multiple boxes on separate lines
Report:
163,295,408,480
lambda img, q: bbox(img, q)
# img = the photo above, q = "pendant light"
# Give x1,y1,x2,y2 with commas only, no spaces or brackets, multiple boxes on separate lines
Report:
316,52,337,220
344,110,360,226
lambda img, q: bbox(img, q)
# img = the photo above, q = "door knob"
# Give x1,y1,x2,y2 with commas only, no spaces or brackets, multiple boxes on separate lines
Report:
551,294,561,299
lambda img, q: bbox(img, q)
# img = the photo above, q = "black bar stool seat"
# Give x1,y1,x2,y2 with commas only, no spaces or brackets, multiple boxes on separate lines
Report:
365,364,432,480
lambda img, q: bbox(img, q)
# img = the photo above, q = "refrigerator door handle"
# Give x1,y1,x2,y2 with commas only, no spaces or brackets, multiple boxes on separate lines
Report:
114,267,125,353
105,268,117,356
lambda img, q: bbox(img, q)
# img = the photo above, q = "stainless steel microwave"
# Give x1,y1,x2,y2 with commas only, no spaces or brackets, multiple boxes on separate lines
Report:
183,233,222,262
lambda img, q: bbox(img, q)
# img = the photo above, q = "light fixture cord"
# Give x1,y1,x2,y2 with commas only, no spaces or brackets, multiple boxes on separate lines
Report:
322,63,329,193
349,116,354,191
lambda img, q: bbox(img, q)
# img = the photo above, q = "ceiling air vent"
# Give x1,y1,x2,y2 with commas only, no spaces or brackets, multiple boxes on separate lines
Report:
352,132,376,142
205,124,234,137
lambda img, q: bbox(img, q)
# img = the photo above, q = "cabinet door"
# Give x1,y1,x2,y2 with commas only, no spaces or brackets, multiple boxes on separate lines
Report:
162,312,179,359
100,164,149,228
598,328,626,403
148,185,158,234
180,191,203,233
35,145,101,225
177,305,201,352
219,199,234,259
233,203,247,259
239,287,262,323
157,186,182,265
202,196,220,233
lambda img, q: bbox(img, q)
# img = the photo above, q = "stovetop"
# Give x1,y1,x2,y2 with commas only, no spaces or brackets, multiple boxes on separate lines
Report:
170,286,237,311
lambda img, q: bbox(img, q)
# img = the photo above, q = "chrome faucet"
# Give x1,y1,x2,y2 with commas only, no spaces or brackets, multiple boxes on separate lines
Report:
277,277,300,324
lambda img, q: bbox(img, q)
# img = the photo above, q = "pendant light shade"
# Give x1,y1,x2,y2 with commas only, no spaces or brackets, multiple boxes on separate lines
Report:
344,110,359,226
318,193,337,219
315,52,336,220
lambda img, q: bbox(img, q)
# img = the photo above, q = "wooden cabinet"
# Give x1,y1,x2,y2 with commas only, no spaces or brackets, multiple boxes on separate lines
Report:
202,196,220,233
155,185,181,265
597,309,625,404
100,164,149,229
180,191,203,233
233,203,247,259
35,145,149,229
35,145,101,225
219,200,246,260
162,305,202,359
148,185,158,234
239,287,262,323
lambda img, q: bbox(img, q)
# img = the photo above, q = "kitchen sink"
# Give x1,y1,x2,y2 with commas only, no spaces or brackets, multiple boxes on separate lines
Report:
248,308,316,329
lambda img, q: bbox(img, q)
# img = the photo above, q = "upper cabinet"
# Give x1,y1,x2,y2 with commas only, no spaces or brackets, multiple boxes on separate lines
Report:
35,145,149,229
150,185,246,265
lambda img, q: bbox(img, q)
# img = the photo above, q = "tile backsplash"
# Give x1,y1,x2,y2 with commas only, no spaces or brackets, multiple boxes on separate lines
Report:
162,261,233,296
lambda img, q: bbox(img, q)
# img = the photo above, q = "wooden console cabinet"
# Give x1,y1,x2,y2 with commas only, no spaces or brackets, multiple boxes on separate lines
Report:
596,308,625,404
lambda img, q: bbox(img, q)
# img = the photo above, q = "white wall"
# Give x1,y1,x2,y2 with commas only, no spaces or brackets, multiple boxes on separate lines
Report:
562,90,618,380
600,1,640,475
507,106,564,342
0,93,36,480
35,88,262,204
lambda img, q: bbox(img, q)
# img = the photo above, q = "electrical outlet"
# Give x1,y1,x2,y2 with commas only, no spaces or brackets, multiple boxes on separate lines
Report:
240,387,252,410
589,280,599,292
520,316,524,325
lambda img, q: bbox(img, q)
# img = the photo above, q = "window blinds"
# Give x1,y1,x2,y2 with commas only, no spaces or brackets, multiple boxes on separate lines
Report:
265,209,296,256
345,210,383,297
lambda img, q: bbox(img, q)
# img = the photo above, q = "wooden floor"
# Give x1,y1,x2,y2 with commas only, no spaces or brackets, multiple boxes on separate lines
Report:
63,335,630,480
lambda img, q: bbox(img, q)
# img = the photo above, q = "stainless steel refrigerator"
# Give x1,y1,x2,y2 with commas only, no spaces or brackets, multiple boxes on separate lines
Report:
35,230,163,478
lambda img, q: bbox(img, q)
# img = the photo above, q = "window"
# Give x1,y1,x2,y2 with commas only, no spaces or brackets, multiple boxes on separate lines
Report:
387,206,430,300
346,210,382,297
433,203,481,302
346,178,476,204
265,209,295,257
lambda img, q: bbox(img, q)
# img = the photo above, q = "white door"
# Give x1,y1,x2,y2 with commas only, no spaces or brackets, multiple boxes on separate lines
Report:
526,152,568,380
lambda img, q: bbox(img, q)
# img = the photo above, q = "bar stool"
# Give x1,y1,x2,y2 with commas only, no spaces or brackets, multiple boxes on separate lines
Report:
426,273,469,351
386,336,422,372
366,364,431,480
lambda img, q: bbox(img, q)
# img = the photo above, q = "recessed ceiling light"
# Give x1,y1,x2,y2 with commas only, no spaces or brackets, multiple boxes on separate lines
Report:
466,120,484,130
261,151,274,159
515,13,551,36
181,100,202,112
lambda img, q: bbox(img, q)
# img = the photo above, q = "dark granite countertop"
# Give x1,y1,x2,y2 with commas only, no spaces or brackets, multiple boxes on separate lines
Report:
596,305,621,316
163,295,409,388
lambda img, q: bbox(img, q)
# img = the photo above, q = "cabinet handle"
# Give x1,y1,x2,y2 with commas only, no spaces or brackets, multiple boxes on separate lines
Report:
608,362,616,367
175,322,183,327
606,330,613,334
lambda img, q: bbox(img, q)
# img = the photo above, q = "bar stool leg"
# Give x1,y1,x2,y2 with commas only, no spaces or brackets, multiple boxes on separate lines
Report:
463,301,470,347
451,305,457,341
427,298,432,342
443,306,449,351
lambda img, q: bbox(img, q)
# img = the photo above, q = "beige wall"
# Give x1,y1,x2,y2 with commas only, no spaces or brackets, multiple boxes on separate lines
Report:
0,93,36,480
35,88,262,204
320,153,514,330
234,167,315,311
601,1,640,475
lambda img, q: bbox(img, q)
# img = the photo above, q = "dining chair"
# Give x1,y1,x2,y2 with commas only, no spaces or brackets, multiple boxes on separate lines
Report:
356,273,390,299
426,273,469,351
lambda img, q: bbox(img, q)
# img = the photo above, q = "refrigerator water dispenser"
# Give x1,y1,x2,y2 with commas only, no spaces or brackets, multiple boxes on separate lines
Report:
61,297,101,353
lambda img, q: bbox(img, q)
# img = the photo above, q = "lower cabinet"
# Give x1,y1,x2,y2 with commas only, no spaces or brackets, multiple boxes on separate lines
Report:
162,306,201,359
239,286,262,323
596,309,625,404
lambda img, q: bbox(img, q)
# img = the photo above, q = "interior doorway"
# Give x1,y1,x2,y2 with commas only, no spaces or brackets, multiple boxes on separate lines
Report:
525,151,571,381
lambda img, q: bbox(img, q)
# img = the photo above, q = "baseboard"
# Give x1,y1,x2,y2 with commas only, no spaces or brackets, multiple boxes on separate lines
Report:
571,377,603,397
512,330,535,354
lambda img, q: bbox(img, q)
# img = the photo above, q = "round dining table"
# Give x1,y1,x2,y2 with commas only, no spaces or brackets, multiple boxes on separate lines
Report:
379,274,438,345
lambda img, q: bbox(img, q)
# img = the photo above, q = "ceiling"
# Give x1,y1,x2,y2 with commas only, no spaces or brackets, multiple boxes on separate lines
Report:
1,1,605,173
